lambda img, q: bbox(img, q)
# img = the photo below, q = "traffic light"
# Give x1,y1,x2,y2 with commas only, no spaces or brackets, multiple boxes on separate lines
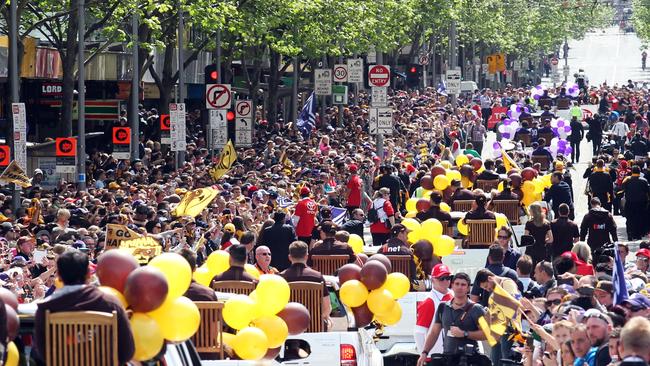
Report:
226,110,235,122
406,64,422,88
204,64,218,84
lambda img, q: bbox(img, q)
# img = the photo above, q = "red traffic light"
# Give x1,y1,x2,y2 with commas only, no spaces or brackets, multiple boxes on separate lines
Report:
226,111,235,121
410,66,417,73
210,70,218,80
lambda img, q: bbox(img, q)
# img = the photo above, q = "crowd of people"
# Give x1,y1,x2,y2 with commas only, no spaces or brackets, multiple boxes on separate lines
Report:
1,78,650,365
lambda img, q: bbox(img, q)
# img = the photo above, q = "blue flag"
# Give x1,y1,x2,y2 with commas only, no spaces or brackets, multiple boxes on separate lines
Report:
296,91,317,139
613,242,629,305
330,206,347,226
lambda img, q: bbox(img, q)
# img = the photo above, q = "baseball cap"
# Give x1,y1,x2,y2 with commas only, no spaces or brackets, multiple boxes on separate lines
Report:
223,223,236,233
636,248,650,259
594,280,614,295
300,186,311,195
622,293,650,310
348,164,358,172
431,264,452,279
561,251,587,266
390,223,409,237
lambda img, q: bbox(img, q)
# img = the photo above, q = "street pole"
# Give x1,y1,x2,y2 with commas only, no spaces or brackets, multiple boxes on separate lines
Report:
338,55,343,126
177,1,186,167
130,10,139,161
216,29,221,83
448,20,458,107
321,56,327,130
291,56,298,125
376,50,383,162
77,0,86,190
563,36,569,84
9,0,19,210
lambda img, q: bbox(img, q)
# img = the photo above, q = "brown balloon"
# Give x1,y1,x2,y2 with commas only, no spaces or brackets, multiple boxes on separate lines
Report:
96,250,139,293
338,263,361,285
0,287,19,311
420,175,434,190
360,261,388,290
521,167,537,181
263,347,282,360
368,253,392,273
509,173,522,187
6,304,19,341
357,253,368,265
431,165,446,178
416,199,431,212
277,302,310,335
124,266,168,313
470,158,483,171
352,303,374,328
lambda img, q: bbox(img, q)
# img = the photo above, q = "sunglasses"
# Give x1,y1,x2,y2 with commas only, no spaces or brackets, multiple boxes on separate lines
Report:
437,276,452,281
545,298,562,306
258,253,271,256
497,235,510,239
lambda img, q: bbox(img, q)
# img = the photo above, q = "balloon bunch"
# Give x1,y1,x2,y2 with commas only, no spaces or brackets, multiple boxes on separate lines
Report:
221,274,310,360
550,118,572,140
338,255,409,327
456,213,509,235
348,234,364,254
517,168,552,206
193,250,261,286
95,250,201,361
548,137,573,159
507,103,528,120
401,218,455,257
566,83,580,98
530,85,546,100
1,288,20,366
497,118,521,140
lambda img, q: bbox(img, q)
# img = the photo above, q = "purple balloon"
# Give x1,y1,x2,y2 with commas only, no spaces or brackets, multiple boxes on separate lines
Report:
507,110,513,118
493,142,501,150
503,119,512,126
564,125,571,133
533,94,541,100
502,132,511,139
557,120,565,128
566,146,573,154
498,124,507,133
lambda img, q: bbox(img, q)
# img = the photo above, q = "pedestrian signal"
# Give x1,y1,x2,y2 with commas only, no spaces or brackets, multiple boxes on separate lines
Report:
113,127,131,145
0,145,9,166
55,138,77,157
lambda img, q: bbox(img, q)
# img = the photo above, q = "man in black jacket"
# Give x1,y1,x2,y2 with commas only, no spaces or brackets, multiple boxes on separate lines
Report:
544,171,575,220
580,197,617,253
622,166,650,240
569,116,585,163
587,114,604,155
474,159,500,181
588,159,614,212
340,208,365,242
629,133,649,160
263,211,298,271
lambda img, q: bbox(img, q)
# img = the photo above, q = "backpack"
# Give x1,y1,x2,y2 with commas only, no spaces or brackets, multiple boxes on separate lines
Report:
367,199,383,223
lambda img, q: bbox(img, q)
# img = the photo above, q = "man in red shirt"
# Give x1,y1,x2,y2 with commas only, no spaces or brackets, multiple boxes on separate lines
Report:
345,164,363,215
293,186,318,244
414,264,454,359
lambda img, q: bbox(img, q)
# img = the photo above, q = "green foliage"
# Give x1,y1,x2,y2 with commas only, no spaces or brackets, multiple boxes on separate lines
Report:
633,0,650,43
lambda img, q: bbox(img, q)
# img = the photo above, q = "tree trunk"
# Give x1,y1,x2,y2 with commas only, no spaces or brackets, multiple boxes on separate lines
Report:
266,49,280,125
60,0,79,137
156,45,175,113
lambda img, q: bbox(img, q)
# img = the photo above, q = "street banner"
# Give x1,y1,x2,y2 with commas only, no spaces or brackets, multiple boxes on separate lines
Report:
172,187,219,218
0,161,31,188
209,140,237,181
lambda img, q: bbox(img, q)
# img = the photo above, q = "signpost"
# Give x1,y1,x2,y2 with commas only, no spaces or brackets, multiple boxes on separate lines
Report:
315,69,332,96
369,107,392,136
112,127,131,160
446,69,461,95
209,110,228,149
55,137,77,173
205,84,232,109
368,65,390,87
169,103,187,152
333,64,348,83
11,103,26,171
235,100,253,147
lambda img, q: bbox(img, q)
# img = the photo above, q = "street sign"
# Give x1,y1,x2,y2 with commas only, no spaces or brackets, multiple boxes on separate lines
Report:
367,46,377,64
552,73,561,83
209,110,228,149
315,69,332,96
55,137,77,173
333,85,348,105
419,54,429,65
112,127,131,160
11,103,26,171
347,58,363,83
446,69,461,95
205,84,232,109
368,65,390,87
505,70,513,83
170,103,187,152
333,64,348,82
235,100,253,119
371,87,388,107
563,64,570,76
369,107,392,136
513,60,521,71
236,117,252,147
482,63,489,75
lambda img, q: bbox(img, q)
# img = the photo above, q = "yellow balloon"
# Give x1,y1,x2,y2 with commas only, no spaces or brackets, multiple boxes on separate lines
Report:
405,197,418,213
446,169,461,182
131,313,165,361
405,211,417,218
98,286,129,308
252,315,289,348
440,161,452,169
495,213,509,229
522,195,536,207
256,275,290,316
348,234,364,254
401,218,421,232
339,280,369,307
148,252,192,300
222,294,256,330
55,277,63,289
148,296,200,342
233,327,269,360
521,180,535,195
422,189,433,198
440,202,451,212
222,332,237,347
433,175,450,191
433,235,456,257
457,219,469,236
194,266,213,287
407,227,424,244
383,272,410,299
245,264,261,279
6,342,18,366
374,301,403,325
367,289,394,315
455,154,469,167
421,219,443,240
206,250,230,275
497,181,504,192
541,174,552,188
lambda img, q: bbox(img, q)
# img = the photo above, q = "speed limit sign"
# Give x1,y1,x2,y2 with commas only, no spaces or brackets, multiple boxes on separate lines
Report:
334,64,348,82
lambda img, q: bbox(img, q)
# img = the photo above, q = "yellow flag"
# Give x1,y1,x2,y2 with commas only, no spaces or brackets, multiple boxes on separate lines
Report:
487,279,523,337
501,149,520,172
209,140,237,181
478,315,498,346
119,236,161,264
105,224,142,249
172,187,218,217
0,161,32,188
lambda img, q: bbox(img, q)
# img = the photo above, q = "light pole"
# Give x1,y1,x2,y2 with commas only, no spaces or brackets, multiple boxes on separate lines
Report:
131,10,139,161
9,0,20,209
77,0,86,190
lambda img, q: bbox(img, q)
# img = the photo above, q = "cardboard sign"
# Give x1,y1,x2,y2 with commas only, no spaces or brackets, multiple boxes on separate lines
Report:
55,138,77,157
0,145,10,166
112,127,131,145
